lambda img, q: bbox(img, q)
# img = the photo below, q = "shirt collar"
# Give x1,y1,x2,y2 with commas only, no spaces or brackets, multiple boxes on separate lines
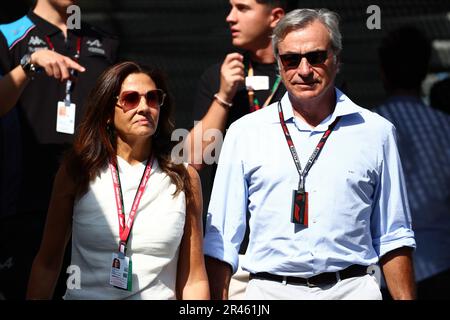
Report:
27,9,77,37
277,88,361,131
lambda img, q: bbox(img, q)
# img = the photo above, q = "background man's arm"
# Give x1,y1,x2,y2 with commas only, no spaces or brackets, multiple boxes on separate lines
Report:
0,65,29,116
0,49,85,116
187,53,244,170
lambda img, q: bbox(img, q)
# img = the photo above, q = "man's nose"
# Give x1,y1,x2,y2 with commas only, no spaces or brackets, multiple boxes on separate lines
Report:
297,57,313,76
226,7,236,23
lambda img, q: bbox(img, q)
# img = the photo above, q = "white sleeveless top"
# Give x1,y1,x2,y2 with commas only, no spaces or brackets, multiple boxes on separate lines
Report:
64,157,186,300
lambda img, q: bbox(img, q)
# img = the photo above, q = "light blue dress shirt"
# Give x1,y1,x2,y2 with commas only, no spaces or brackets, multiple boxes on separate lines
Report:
204,89,416,277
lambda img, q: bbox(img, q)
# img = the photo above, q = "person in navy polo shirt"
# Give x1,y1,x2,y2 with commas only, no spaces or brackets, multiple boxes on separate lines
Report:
0,0,119,299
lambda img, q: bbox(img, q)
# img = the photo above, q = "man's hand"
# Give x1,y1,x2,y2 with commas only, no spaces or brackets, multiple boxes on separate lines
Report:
218,52,245,103
31,49,86,81
186,53,245,170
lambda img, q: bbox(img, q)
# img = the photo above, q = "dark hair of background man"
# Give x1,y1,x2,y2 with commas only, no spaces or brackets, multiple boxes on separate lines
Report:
379,25,431,93
256,0,298,11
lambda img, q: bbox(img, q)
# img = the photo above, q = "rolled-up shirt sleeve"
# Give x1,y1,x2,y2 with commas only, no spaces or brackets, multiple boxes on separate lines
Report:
203,123,248,274
371,124,416,257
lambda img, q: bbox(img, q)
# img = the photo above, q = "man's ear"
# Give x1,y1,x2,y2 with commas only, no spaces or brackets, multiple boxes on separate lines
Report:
270,8,285,28
334,54,341,73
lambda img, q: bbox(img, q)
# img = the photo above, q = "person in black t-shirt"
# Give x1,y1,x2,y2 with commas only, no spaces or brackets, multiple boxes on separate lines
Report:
187,0,297,299
0,0,119,299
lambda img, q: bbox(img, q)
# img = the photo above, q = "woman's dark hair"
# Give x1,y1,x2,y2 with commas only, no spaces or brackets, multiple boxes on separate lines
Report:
65,61,191,199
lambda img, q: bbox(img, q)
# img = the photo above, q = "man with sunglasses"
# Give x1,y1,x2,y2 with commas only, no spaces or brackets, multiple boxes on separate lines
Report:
203,8,416,300
187,0,297,299
0,0,118,299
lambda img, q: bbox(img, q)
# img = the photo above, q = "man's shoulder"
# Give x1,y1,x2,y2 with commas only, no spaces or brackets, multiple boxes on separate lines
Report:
228,102,277,132
80,22,118,40
336,92,395,135
358,105,395,131
0,15,35,49
79,23,119,60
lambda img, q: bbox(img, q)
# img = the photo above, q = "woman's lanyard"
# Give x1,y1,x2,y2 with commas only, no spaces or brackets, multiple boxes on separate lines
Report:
247,60,282,113
109,155,154,255
278,101,341,226
45,36,82,106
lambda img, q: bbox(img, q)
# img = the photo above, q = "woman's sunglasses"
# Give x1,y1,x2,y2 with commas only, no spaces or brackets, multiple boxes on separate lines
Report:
116,89,166,112
279,50,329,69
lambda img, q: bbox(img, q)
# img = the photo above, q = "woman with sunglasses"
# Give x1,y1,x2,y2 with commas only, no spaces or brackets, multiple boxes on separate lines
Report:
26,61,209,300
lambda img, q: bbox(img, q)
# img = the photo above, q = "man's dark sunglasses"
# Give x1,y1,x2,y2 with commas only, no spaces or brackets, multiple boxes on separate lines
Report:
279,50,329,69
116,89,166,112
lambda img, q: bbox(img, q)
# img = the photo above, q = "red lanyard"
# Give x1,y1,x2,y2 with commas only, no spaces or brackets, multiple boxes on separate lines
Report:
109,155,154,254
278,101,341,191
45,35,82,105
247,60,282,112
45,35,82,61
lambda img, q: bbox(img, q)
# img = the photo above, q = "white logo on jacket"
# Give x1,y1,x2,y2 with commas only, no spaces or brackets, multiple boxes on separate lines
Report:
87,39,106,55
28,36,46,46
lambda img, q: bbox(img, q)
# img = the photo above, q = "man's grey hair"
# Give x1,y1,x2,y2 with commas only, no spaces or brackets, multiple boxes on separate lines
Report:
272,8,342,59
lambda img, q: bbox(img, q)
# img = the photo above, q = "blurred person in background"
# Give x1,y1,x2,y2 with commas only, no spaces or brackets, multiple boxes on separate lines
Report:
429,77,450,115
0,0,119,299
375,25,450,300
